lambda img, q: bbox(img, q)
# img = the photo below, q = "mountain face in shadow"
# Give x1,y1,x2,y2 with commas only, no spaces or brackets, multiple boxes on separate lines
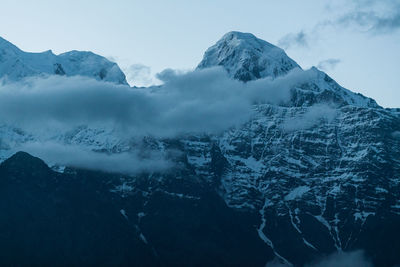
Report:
0,152,270,266
1,149,400,266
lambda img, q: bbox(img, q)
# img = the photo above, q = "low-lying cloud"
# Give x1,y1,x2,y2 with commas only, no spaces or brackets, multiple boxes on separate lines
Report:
282,104,337,132
335,0,400,34
0,67,320,173
15,141,172,174
266,250,373,267
0,67,315,137
317,59,341,71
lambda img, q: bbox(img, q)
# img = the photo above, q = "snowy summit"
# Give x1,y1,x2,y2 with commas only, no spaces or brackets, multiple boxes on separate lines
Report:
197,31,300,81
0,36,127,84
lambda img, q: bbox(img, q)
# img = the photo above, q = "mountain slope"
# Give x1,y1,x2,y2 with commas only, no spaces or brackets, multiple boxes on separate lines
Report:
0,152,270,266
0,32,399,266
0,37,127,84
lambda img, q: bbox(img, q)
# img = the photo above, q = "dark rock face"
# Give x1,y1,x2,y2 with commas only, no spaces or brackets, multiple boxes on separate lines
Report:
54,63,66,75
177,102,400,266
0,152,271,266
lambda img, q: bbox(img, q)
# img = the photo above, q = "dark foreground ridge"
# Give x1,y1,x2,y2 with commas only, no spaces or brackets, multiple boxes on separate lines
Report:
0,151,269,266
0,151,400,266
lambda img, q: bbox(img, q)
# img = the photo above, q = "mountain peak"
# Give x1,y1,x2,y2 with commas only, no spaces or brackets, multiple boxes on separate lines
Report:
0,37,128,85
218,31,271,45
0,151,51,177
0,36,22,56
197,31,300,81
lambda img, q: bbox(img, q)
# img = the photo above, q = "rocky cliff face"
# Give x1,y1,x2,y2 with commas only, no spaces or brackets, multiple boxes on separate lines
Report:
0,32,399,266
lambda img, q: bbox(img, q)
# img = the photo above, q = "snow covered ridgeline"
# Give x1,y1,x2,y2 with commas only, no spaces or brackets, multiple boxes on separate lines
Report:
0,36,127,84
198,31,378,109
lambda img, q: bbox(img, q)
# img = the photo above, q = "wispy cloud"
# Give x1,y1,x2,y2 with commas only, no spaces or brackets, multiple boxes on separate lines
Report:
282,104,337,132
307,250,373,267
124,63,160,87
266,250,372,267
317,58,341,71
279,0,400,50
278,31,309,50
15,141,172,174
335,0,400,34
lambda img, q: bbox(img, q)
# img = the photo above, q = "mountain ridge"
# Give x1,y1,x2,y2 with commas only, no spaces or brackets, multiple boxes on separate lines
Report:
0,36,128,84
196,32,379,109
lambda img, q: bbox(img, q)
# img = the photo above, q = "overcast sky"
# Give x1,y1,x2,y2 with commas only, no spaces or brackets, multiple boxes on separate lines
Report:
1,0,399,107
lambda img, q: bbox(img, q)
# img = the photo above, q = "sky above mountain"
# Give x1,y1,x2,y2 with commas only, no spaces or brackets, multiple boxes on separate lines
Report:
0,0,399,107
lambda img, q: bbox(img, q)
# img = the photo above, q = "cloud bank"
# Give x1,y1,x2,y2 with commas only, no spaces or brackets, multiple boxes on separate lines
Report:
15,141,172,174
0,67,320,173
282,104,337,132
0,67,315,137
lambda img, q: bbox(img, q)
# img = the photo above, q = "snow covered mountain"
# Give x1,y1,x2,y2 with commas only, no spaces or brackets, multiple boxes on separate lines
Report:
197,31,300,81
0,32,400,266
0,36,127,84
198,31,378,109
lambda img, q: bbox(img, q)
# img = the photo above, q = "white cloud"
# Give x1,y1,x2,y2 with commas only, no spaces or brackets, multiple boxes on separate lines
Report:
266,250,373,267
15,141,172,174
0,67,321,172
280,0,400,51
307,250,373,267
0,67,316,138
124,63,160,87
282,104,337,132
317,59,341,71
278,31,309,49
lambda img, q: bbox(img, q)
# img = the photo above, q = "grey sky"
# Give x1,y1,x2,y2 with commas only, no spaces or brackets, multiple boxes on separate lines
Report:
0,0,399,107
